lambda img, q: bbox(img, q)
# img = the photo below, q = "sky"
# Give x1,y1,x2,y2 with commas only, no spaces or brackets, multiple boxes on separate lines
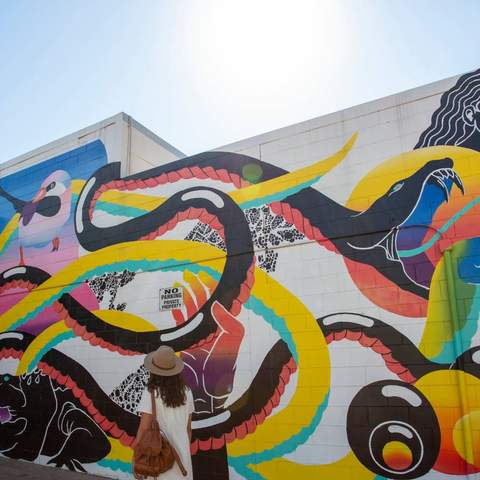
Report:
0,0,479,162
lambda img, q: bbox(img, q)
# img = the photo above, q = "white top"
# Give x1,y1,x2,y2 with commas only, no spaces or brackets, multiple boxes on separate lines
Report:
138,387,194,480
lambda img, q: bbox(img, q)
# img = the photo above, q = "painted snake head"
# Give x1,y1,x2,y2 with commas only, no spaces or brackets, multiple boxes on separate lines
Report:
350,158,464,253
369,158,463,222
405,157,464,204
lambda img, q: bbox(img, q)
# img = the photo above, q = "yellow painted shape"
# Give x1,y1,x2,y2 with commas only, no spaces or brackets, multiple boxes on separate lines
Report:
1,236,329,460
227,266,330,457
16,309,170,375
346,146,479,212
415,369,480,469
419,255,451,358
16,321,71,375
415,369,480,410
107,438,133,463
229,134,357,207
453,410,480,467
251,452,375,480
0,240,226,333
71,179,86,195
98,189,166,211
72,178,166,212
0,213,19,251
198,270,217,293
92,309,158,332
183,270,207,304
66,135,355,219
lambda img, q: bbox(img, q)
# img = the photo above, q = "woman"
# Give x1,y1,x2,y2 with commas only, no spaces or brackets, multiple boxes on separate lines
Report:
133,345,194,479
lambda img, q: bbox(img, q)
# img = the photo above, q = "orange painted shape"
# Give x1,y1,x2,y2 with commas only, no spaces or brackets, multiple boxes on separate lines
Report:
415,370,480,475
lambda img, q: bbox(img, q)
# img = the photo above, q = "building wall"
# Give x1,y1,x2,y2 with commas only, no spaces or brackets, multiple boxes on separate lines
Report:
120,113,185,175
1,69,480,480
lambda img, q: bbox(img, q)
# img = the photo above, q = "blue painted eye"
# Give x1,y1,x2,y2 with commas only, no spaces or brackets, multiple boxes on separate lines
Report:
3,374,10,382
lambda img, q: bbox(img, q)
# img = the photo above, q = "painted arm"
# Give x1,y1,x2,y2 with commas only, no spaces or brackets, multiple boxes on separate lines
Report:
187,414,192,443
131,412,153,449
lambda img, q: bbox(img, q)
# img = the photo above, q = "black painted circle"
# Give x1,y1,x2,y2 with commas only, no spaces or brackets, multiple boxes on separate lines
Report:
346,380,440,479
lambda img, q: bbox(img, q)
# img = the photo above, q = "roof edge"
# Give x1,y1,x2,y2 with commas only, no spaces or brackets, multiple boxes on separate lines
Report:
121,113,185,159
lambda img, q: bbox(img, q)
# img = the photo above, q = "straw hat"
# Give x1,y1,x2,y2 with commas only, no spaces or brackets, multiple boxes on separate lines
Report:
144,346,184,376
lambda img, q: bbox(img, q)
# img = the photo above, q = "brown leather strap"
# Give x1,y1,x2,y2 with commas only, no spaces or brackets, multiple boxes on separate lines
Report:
150,390,188,477
150,390,158,425
164,432,187,477
150,390,160,434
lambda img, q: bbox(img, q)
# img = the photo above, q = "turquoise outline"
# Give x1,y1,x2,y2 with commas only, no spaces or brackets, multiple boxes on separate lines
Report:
399,195,480,258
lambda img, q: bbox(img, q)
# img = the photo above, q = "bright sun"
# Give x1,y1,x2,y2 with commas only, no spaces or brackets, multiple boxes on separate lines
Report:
177,1,348,110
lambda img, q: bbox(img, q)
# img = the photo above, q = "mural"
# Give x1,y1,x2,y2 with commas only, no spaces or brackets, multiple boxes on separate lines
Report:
1,69,480,480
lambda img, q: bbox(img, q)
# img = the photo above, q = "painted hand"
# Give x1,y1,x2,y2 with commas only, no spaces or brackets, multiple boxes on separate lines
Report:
181,301,245,415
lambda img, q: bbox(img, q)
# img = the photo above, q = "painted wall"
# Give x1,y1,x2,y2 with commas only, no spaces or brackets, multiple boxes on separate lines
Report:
1,69,480,480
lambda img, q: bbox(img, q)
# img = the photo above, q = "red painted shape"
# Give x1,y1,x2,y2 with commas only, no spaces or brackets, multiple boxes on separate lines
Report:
79,394,93,408
358,334,377,347
234,423,248,440
99,418,114,431
72,385,84,398
230,173,241,188
109,423,123,438
178,167,193,179
245,416,257,434
345,330,362,341
190,439,199,455
371,341,390,355
203,166,219,180
93,412,106,424
191,166,208,179
145,178,158,187
224,429,236,444
216,169,231,183
119,432,135,446
333,330,347,340
198,438,213,451
211,436,225,450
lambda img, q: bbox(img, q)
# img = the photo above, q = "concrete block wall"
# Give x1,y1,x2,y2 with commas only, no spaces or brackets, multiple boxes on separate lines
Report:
1,69,480,480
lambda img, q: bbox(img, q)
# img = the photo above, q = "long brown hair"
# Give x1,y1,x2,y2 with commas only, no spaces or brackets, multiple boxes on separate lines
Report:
147,372,187,408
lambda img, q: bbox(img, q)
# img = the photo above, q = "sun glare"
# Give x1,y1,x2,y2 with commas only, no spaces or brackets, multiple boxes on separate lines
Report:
178,1,348,110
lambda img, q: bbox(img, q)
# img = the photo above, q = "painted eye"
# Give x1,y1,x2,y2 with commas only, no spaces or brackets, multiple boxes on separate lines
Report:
46,181,56,192
347,380,440,479
390,182,404,195
2,374,10,382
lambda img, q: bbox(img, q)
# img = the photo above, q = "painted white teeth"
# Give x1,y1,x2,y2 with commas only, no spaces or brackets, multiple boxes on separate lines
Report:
453,172,465,193
431,169,464,195
438,179,449,202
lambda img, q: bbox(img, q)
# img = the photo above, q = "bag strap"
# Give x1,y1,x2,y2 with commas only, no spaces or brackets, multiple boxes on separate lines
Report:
150,390,159,429
150,390,188,477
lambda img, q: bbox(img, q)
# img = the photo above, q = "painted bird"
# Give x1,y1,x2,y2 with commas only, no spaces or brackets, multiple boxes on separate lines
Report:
0,170,72,265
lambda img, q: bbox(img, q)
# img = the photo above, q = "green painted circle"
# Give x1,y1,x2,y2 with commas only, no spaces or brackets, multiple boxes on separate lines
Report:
242,163,263,184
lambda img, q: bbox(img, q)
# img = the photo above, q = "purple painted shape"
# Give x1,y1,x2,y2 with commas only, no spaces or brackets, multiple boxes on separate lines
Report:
402,254,435,288
0,407,11,424
21,202,37,226
0,280,99,336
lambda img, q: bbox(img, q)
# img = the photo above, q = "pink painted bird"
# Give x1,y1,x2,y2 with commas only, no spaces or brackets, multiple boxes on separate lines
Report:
0,170,72,265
